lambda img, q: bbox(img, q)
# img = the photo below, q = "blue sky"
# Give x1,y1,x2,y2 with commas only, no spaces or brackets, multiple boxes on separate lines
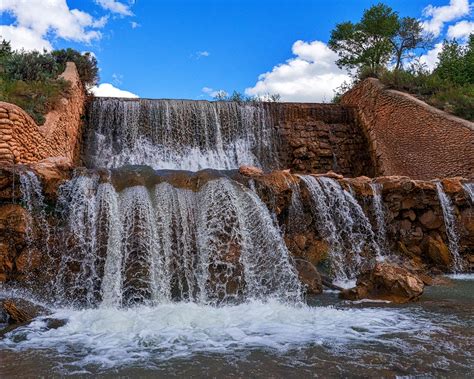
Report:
1,1,473,101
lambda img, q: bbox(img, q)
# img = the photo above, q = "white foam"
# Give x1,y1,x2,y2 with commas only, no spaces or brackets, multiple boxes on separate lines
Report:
446,273,474,280
332,279,357,289
1,300,426,368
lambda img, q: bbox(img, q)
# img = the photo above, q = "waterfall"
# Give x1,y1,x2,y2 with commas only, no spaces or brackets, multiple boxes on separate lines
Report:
463,183,474,204
369,182,388,256
436,182,463,272
84,98,280,171
53,174,302,307
19,171,51,276
299,175,379,281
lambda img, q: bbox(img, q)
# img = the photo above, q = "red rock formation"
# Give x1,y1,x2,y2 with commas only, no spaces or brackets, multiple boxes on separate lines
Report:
340,263,425,303
341,78,474,180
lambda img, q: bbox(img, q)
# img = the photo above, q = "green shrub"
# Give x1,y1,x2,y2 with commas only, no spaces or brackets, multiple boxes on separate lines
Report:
430,84,474,121
0,77,70,124
52,48,99,86
0,42,96,124
2,50,61,82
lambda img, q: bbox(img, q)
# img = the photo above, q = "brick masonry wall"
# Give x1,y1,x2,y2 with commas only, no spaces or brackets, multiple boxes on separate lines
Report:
341,78,474,180
0,62,85,165
269,103,375,177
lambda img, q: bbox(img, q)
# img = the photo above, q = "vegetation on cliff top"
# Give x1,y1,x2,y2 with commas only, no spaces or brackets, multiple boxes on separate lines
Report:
330,3,473,121
0,41,98,124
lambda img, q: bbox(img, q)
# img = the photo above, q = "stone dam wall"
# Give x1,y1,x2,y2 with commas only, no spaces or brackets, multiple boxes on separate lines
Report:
0,62,85,166
341,78,474,180
267,103,374,177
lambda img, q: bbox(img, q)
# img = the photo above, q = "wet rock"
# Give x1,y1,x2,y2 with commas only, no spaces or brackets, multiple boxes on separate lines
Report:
402,209,416,221
0,242,12,282
419,209,443,229
1,298,48,324
441,177,463,194
423,234,452,267
294,259,322,295
305,240,330,265
238,165,263,177
45,318,67,330
29,158,72,197
339,263,424,303
313,171,344,180
0,204,28,235
15,247,42,273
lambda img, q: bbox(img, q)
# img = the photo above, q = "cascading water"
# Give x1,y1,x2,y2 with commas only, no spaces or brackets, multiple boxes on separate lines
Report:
18,171,51,278
369,182,388,256
84,98,281,171
299,175,380,281
463,182,474,204
52,174,302,307
436,182,463,272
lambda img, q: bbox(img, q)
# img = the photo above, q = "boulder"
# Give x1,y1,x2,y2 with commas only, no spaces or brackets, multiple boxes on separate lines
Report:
238,165,263,177
294,259,322,294
1,298,48,324
30,158,72,197
423,234,452,267
15,247,42,273
0,204,28,235
305,240,330,265
441,177,463,194
340,263,424,303
419,209,443,229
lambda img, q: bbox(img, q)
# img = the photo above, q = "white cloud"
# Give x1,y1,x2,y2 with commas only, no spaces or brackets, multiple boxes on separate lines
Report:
130,21,140,29
202,87,227,98
447,20,474,39
245,40,350,102
0,0,106,51
192,51,210,59
90,83,138,98
422,0,471,37
0,25,52,51
419,42,444,70
95,0,133,16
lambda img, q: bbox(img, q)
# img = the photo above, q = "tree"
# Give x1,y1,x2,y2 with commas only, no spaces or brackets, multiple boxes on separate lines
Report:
329,3,399,76
435,34,473,86
52,48,99,87
391,17,432,70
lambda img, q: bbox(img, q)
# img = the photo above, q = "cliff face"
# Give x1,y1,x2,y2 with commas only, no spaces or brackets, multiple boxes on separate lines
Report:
0,62,85,166
341,78,474,180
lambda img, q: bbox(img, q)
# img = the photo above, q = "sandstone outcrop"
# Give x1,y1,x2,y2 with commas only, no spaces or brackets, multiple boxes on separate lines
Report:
341,78,474,180
339,263,425,303
294,259,323,294
0,62,85,166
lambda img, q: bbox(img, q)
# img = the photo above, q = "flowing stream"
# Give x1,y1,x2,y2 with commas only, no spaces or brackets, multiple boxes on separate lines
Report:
299,175,380,281
436,182,463,272
369,182,389,256
463,182,474,204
